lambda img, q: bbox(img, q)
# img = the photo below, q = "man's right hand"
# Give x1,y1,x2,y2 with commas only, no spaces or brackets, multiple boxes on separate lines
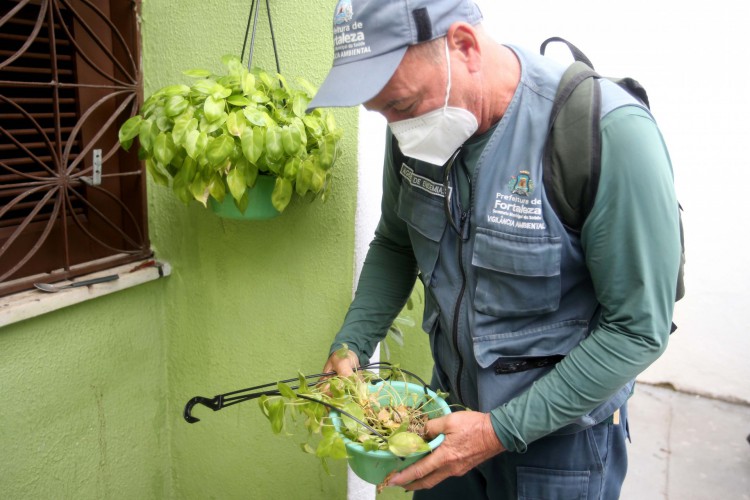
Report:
322,345,360,377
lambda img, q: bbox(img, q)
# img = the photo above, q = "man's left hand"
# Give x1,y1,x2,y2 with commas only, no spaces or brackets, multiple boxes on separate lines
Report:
387,411,506,491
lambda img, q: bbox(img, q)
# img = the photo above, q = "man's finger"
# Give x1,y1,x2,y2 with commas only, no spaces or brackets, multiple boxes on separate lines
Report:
423,414,448,441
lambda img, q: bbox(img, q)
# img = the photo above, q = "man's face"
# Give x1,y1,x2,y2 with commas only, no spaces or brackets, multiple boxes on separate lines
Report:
363,45,449,124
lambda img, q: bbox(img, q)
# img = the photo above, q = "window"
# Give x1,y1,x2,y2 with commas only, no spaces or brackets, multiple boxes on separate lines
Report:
0,0,150,297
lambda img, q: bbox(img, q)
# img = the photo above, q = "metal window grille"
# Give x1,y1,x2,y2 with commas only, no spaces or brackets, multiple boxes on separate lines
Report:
0,0,150,296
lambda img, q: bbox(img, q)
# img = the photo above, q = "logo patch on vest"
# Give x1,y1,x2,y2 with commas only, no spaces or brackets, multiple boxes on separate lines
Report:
508,170,535,196
487,170,546,231
400,163,451,199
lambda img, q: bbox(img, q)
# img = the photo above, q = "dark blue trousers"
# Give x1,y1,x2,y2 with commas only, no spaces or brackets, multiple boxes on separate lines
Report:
414,404,629,500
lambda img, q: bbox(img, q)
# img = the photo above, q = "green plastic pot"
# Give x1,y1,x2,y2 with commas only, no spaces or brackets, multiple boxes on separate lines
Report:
329,381,451,485
208,174,280,220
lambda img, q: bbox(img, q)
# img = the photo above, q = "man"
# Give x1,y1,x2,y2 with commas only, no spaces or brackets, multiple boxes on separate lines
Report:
308,0,681,498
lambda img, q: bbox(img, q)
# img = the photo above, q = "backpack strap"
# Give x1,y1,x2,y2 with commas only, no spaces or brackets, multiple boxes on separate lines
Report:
542,60,602,231
541,37,685,316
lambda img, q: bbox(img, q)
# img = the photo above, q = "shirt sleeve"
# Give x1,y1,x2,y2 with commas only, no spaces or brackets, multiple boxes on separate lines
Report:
490,106,681,452
330,131,419,367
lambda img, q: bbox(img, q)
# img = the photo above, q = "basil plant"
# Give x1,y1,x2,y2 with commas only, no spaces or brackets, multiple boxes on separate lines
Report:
118,55,343,213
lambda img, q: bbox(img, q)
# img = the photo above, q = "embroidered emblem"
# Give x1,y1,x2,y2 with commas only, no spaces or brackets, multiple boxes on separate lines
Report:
334,0,353,24
508,170,535,196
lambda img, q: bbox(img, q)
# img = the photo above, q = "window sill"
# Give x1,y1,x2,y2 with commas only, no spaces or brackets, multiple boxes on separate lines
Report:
0,259,172,329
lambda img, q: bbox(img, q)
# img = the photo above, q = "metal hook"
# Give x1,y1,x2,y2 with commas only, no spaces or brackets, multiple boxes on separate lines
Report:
183,396,223,423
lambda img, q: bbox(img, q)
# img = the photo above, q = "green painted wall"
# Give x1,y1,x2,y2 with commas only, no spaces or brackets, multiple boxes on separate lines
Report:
140,0,356,498
0,283,170,499
0,1,434,498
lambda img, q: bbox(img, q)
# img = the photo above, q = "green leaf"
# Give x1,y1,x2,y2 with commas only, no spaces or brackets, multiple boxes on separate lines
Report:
204,135,234,167
271,177,293,212
295,157,314,196
183,130,204,159
264,398,285,434
208,173,226,202
283,157,300,180
340,402,365,436
221,54,243,76
292,93,308,118
242,72,256,95
325,112,338,134
227,95,252,107
318,134,339,170
183,68,212,78
204,95,225,123
164,95,188,117
138,119,158,152
243,107,271,127
387,432,430,457
295,77,318,98
172,115,197,146
258,70,276,89
118,115,142,147
302,115,323,138
226,110,247,137
153,132,176,165
328,436,348,460
251,90,271,104
190,174,209,207
192,78,219,95
301,443,315,455
227,163,247,203
199,114,227,134
277,382,297,400
246,162,259,188
281,125,302,156
241,127,264,164
161,84,191,96
296,372,310,395
146,157,169,186
265,126,284,162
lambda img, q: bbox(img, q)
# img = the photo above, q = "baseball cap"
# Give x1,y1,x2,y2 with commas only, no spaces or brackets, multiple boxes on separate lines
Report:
307,0,483,111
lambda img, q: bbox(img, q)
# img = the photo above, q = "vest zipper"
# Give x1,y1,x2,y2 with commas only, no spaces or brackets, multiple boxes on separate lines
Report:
449,155,471,405
452,211,469,406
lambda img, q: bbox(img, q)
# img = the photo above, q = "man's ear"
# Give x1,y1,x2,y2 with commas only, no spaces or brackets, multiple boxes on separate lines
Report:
447,22,481,72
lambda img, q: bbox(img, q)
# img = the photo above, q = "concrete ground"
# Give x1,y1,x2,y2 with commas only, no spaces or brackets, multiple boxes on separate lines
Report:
621,384,750,500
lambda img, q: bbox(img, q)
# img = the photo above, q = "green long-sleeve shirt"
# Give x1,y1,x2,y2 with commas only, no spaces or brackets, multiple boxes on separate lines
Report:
333,105,680,452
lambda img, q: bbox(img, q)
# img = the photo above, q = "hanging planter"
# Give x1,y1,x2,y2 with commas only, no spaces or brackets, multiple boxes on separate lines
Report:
329,381,451,486
117,0,343,218
183,358,455,489
208,173,279,220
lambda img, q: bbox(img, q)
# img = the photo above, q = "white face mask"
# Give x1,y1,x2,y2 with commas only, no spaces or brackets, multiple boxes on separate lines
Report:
389,40,478,166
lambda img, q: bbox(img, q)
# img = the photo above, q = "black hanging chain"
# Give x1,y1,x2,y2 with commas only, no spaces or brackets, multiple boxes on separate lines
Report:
240,0,282,75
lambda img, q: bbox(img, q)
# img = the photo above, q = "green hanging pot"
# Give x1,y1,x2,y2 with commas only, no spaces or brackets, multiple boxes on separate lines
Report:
209,174,280,220
329,381,451,485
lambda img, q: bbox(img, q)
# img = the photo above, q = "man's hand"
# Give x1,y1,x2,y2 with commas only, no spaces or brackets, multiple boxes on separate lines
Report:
322,345,360,377
387,411,506,491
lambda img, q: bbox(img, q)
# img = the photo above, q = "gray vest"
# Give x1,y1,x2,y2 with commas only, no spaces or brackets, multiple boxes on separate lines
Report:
393,46,636,432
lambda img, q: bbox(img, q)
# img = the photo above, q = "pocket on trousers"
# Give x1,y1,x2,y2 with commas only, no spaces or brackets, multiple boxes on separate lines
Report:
517,466,590,500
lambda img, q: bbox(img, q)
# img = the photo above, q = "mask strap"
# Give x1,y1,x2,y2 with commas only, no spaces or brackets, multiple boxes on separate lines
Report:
443,38,451,112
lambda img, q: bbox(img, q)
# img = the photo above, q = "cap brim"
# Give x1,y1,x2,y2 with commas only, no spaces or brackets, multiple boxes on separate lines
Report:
307,47,408,111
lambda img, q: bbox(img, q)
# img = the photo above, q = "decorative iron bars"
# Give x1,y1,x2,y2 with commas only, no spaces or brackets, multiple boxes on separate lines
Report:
0,0,150,296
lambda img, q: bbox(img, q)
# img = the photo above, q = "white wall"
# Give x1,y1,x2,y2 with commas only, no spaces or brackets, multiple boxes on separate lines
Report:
475,0,750,403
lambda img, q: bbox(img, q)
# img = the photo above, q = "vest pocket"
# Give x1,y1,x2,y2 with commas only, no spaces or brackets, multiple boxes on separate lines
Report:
472,320,588,411
472,227,562,317
397,187,447,286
